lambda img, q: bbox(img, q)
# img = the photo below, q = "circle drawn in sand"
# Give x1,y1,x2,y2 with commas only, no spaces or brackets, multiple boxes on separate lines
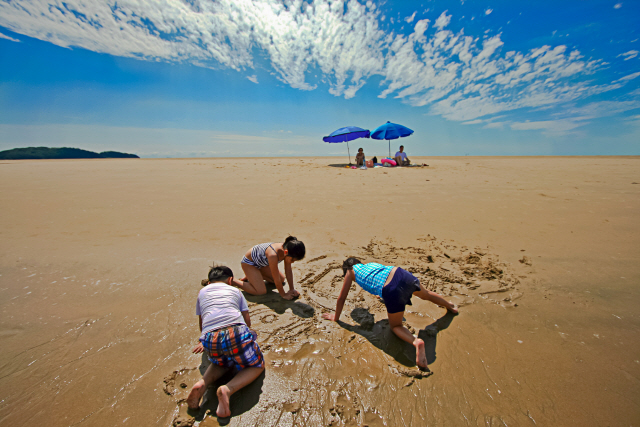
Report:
261,314,277,323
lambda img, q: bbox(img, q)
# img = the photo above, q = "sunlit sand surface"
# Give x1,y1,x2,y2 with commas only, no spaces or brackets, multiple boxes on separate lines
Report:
1,156,638,426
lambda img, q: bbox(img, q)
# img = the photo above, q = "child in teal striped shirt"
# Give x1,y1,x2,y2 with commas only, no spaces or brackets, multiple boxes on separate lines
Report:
322,257,458,372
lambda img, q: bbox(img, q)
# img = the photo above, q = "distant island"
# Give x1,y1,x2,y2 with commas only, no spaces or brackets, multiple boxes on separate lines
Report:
0,147,140,160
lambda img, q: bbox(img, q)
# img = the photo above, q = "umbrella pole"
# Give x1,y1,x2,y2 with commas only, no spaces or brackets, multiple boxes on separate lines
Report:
347,140,351,165
388,140,391,158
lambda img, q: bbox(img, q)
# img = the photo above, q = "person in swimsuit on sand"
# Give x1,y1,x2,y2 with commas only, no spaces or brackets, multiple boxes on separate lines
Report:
233,236,305,300
188,265,265,418
355,148,365,166
322,257,458,372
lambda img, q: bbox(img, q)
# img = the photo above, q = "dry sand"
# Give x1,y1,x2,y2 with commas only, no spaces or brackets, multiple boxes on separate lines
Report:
0,156,638,426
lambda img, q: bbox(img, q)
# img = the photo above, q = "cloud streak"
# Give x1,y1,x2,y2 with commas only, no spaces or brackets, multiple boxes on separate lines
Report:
0,31,21,42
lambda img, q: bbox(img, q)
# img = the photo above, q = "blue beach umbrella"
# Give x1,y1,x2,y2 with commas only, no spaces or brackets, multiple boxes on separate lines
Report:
323,126,370,164
370,121,414,158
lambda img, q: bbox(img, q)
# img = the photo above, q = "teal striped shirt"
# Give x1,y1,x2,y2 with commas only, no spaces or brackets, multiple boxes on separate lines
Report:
352,263,393,297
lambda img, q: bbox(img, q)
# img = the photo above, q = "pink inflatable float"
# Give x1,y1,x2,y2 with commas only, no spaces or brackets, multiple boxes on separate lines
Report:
381,158,397,166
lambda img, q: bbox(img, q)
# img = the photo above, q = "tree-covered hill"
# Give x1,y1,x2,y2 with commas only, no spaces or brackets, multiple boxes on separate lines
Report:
0,147,139,159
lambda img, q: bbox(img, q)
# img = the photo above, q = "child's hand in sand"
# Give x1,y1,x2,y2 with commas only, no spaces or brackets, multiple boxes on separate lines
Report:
322,313,337,321
288,289,300,298
192,343,204,354
281,292,295,300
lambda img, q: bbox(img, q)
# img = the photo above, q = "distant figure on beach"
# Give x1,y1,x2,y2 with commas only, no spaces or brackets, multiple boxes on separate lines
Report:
394,145,411,166
187,265,265,417
322,258,458,372
355,148,365,166
233,236,305,300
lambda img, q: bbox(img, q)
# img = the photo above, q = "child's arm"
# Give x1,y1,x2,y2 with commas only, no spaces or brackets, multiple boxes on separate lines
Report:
322,270,354,322
242,310,251,327
192,315,204,353
267,250,293,300
284,258,299,297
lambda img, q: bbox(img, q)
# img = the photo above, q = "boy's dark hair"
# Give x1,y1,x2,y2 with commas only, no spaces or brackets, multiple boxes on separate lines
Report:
342,257,362,276
283,235,306,260
207,265,234,284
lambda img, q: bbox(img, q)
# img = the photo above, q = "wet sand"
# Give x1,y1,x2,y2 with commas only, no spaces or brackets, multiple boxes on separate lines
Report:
0,156,638,426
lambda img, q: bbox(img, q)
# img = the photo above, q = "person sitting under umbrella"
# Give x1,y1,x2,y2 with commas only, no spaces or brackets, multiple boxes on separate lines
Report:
394,145,411,166
355,148,366,166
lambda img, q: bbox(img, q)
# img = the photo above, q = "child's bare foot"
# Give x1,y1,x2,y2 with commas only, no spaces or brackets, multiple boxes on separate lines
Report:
414,338,429,371
186,379,205,409
216,385,232,418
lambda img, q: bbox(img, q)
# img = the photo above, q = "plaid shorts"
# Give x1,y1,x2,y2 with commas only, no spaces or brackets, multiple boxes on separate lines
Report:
200,324,264,370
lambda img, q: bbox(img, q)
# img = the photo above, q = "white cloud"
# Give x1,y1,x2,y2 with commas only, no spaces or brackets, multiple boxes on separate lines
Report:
0,1,634,128
613,71,640,83
462,119,483,125
434,11,452,29
485,9,493,15
0,32,21,42
614,3,622,9
405,11,417,23
0,0,385,97
483,121,506,129
558,100,640,121
510,119,584,134
617,50,638,60
380,21,617,122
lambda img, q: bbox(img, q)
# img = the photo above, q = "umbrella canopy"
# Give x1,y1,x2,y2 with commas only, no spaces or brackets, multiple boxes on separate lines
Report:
370,121,414,157
323,126,370,164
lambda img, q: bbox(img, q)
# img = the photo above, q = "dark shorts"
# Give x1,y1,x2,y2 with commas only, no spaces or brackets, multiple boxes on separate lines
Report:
381,268,421,314
200,324,264,370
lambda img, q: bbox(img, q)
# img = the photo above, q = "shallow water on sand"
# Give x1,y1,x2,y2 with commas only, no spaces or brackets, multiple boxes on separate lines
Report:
0,157,638,426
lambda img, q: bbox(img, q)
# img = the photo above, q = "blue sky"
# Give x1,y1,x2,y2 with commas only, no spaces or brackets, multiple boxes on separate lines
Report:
1,0,639,158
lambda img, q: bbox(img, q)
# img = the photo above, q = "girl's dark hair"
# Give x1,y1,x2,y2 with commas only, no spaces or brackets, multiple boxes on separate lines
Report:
283,235,306,260
342,257,362,276
207,265,234,284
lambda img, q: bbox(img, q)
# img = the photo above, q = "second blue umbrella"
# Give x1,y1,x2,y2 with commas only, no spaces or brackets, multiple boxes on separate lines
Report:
371,121,414,158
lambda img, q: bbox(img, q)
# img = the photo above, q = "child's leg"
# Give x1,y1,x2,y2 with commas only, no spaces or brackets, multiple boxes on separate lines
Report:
413,282,458,314
388,311,428,370
233,263,268,295
216,367,265,417
258,266,285,285
187,363,228,409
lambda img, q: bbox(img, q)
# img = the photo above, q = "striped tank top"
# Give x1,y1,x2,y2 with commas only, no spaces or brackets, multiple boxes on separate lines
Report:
352,263,393,297
242,243,280,268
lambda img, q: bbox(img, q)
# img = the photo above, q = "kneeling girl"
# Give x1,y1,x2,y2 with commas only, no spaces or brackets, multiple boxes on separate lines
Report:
234,236,305,300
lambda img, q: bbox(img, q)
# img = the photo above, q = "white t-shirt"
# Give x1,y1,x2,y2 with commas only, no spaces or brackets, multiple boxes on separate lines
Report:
196,282,248,336
395,151,408,160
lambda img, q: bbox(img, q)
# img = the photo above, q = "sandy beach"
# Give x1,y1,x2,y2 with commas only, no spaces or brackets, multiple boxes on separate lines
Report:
0,156,638,426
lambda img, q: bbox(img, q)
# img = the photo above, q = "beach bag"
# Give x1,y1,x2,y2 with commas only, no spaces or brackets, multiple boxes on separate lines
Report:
366,160,373,168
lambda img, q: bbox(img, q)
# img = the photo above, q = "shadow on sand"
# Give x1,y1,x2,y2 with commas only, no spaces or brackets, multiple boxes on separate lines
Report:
190,355,265,425
338,308,457,367
328,163,353,168
243,284,315,318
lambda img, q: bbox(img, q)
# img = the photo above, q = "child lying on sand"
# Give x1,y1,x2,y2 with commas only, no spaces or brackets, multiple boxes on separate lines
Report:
188,265,265,417
233,236,305,300
322,258,458,371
